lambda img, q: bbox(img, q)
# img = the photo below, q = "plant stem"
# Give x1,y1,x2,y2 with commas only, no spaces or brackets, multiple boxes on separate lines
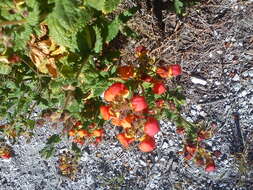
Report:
62,56,90,110
0,19,26,27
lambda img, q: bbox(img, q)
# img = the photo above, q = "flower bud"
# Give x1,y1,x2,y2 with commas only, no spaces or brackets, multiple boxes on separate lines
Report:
117,133,134,148
104,83,129,102
144,117,160,137
118,66,134,80
131,96,148,112
152,82,166,94
100,105,111,120
205,159,216,172
168,64,182,77
138,136,156,152
156,67,169,78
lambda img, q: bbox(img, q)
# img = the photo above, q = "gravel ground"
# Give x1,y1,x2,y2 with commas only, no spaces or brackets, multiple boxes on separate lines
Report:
1,0,253,189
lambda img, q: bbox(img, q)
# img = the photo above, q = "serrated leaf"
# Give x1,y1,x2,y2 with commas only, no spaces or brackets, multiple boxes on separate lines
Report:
46,0,93,51
46,134,61,144
26,0,40,26
85,0,104,10
118,6,138,23
40,145,55,159
93,26,103,53
106,18,120,43
103,0,121,13
0,63,11,75
120,25,139,39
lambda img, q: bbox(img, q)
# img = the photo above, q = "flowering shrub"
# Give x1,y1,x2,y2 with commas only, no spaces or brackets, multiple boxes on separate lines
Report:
0,0,218,179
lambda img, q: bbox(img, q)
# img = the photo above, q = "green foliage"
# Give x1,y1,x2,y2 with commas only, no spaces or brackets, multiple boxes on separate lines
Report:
171,0,199,15
174,0,184,15
85,0,121,13
0,0,137,158
46,0,94,51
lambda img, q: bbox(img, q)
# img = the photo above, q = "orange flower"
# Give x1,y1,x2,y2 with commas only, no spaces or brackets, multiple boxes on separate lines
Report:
197,130,210,141
144,117,160,137
135,45,147,57
104,82,129,102
185,144,197,155
155,99,165,107
205,159,216,172
68,129,76,137
73,138,85,145
120,115,135,129
95,137,102,144
111,118,122,126
100,105,111,120
92,129,105,137
141,74,153,83
168,64,182,77
1,153,11,159
74,121,82,127
131,96,148,112
176,126,185,135
118,66,134,80
152,82,166,94
138,135,156,152
117,133,134,148
156,67,169,78
77,129,89,138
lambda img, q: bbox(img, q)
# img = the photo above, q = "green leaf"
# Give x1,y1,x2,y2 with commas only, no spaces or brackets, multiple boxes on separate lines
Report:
85,0,104,10
103,0,121,13
93,26,103,53
26,119,35,129
174,0,184,15
120,25,139,39
40,145,55,159
46,134,61,144
0,63,11,75
12,0,41,50
118,6,138,23
86,0,121,13
106,18,120,43
71,142,81,154
26,0,40,26
46,0,94,51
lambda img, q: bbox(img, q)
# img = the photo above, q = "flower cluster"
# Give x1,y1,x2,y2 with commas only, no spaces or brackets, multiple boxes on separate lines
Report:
177,123,219,172
100,82,160,152
0,143,12,159
57,151,79,180
99,46,183,152
68,121,105,145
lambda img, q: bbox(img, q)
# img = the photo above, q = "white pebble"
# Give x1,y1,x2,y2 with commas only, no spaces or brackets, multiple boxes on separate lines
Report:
191,76,207,85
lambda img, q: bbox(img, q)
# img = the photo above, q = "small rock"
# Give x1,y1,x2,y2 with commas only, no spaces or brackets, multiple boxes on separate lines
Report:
217,50,223,55
239,90,248,97
200,111,207,117
233,83,242,91
191,77,207,85
162,142,169,149
171,161,178,171
191,109,197,116
215,81,221,85
139,159,146,166
232,74,240,81
248,70,253,77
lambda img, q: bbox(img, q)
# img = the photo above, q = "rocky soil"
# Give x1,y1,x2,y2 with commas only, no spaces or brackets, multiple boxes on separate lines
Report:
0,0,253,189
